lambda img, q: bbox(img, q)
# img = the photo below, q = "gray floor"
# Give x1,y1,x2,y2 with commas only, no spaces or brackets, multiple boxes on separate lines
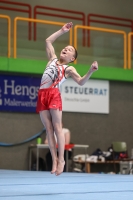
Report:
0,170,133,200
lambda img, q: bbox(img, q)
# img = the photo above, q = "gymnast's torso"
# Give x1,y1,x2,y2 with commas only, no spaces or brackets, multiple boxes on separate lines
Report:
40,58,69,90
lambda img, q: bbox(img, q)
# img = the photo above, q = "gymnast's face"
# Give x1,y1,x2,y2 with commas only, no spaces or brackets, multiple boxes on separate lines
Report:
60,46,75,63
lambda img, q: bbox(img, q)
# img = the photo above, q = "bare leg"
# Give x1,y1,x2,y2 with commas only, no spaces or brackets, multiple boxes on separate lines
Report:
40,110,58,174
50,109,65,176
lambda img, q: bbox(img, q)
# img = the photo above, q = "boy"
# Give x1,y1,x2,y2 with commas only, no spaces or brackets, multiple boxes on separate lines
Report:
36,22,98,176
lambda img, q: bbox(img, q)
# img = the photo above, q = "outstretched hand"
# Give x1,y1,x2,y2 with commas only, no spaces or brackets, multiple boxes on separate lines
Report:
62,22,73,33
90,61,98,73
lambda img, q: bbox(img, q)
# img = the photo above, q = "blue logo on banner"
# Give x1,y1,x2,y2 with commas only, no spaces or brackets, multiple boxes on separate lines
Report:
0,74,41,112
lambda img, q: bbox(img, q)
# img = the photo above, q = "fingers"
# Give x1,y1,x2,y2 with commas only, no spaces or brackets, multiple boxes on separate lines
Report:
91,61,98,72
93,61,98,65
66,22,73,29
62,22,73,31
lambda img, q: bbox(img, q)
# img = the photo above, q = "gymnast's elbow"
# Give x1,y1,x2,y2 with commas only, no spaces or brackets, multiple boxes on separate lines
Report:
77,80,84,86
45,38,49,43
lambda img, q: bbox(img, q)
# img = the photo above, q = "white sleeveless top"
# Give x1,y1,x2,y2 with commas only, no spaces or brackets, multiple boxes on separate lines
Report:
40,58,68,90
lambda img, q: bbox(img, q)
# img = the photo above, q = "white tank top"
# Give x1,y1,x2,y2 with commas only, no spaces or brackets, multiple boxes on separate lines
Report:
40,58,68,90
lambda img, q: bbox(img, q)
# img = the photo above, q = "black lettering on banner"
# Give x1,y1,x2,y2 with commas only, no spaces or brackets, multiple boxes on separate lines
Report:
74,87,78,94
65,86,69,93
89,88,93,94
64,86,107,95
79,88,83,94
84,88,88,95
70,86,73,93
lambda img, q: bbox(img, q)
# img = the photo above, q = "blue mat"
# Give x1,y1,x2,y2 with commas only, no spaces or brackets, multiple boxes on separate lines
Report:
0,170,133,200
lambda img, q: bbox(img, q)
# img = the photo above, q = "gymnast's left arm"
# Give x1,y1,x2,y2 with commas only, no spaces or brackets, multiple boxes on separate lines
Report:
65,61,98,86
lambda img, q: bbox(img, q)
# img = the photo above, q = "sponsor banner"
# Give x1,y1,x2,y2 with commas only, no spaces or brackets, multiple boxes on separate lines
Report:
0,74,109,114
61,79,109,114
0,74,40,112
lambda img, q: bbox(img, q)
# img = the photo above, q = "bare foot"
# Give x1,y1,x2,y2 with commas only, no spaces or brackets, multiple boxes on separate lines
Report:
55,160,65,176
51,159,58,174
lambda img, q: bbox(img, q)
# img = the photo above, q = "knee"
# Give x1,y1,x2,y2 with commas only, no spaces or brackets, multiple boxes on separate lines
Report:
45,124,54,134
53,123,62,135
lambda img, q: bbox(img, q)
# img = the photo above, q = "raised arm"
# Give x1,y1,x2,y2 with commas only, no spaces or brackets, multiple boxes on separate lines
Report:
65,61,98,85
45,22,73,61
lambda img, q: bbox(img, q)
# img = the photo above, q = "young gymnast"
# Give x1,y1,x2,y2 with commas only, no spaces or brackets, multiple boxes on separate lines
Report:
36,22,98,176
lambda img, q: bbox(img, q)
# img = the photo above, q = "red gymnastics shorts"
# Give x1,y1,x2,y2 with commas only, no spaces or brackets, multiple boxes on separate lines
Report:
36,88,62,113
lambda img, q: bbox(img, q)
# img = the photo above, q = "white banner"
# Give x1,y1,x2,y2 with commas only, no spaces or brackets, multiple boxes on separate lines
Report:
61,79,109,114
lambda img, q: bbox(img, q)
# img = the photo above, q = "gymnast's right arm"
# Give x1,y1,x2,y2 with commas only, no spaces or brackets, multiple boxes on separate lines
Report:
45,22,73,61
